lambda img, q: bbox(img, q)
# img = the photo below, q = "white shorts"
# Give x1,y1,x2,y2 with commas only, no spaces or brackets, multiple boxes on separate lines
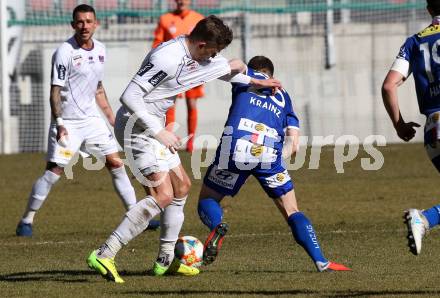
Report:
114,107,181,176
46,117,118,166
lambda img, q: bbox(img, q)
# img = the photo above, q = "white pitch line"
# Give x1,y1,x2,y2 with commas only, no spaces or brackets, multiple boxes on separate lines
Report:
0,229,406,247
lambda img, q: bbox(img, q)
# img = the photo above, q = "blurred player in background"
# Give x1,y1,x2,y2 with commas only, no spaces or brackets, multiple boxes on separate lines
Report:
15,4,137,237
86,16,281,283
198,56,351,272
382,0,440,256
153,0,204,153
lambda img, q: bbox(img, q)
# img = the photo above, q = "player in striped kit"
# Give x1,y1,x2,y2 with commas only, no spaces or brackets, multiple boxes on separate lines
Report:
15,4,137,237
86,16,282,283
382,0,440,256
198,56,351,272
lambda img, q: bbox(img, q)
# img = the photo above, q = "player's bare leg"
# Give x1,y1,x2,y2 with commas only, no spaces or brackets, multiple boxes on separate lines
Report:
274,190,351,272
147,164,198,276
104,152,136,211
198,185,228,265
16,162,63,237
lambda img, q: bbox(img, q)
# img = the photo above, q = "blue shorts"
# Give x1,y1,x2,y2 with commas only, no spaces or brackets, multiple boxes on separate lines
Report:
203,145,294,199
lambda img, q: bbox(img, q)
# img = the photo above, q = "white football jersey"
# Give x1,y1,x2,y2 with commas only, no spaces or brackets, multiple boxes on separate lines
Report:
125,35,231,118
51,36,105,119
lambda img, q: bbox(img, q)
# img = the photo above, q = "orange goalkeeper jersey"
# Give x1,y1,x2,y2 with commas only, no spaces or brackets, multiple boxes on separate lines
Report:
152,9,204,48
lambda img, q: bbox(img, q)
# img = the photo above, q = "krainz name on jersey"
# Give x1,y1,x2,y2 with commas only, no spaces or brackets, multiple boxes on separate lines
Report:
249,96,281,118
148,71,168,86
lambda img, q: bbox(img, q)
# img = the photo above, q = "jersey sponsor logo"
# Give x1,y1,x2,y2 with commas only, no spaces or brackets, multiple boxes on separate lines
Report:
250,144,263,157
276,173,285,182
137,62,154,76
233,139,278,164
238,118,279,142
148,71,168,86
73,55,82,67
207,166,239,190
186,60,198,71
214,169,234,181
88,56,94,64
255,123,265,132
57,64,66,80
58,148,73,158
264,170,290,188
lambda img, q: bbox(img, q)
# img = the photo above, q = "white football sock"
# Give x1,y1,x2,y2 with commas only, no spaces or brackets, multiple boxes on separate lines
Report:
98,196,163,259
97,234,123,259
110,166,137,210
21,170,60,224
156,196,186,266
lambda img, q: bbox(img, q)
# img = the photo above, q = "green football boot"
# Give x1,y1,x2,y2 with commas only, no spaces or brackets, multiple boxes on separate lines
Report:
87,250,124,283
152,258,200,276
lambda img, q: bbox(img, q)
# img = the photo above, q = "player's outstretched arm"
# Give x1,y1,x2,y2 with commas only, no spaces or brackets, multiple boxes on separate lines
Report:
228,58,247,75
120,83,181,152
95,81,115,127
249,77,281,89
282,128,300,158
382,70,420,141
49,85,68,143
219,58,282,90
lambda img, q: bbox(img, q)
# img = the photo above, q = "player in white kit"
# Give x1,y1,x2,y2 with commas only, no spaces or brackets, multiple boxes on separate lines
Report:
15,4,137,237
87,15,282,283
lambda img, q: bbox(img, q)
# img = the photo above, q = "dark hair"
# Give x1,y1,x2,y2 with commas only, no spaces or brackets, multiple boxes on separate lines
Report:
428,0,440,15
72,4,96,20
248,56,274,77
189,15,233,49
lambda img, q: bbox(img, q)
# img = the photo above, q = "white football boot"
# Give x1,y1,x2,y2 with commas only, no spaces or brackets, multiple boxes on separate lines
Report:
404,209,429,255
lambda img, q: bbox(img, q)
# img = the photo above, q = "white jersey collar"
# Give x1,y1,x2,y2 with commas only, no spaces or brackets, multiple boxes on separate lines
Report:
179,35,193,59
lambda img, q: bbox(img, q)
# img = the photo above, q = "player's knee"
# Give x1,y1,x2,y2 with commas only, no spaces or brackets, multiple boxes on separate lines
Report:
175,177,191,198
105,156,124,169
46,162,63,176
155,191,174,207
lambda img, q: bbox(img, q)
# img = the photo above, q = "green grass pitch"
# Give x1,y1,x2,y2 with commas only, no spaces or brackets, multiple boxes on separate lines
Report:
1,143,440,297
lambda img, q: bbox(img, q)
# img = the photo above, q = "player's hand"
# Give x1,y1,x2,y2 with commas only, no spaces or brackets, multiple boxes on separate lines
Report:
395,121,420,142
56,125,69,147
155,129,181,153
282,135,299,158
251,78,282,94
251,78,282,88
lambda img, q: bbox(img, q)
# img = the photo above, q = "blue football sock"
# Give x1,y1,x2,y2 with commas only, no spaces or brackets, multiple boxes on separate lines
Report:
288,212,327,264
422,205,440,228
198,198,223,230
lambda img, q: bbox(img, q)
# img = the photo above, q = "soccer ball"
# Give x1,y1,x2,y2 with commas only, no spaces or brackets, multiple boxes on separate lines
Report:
174,236,204,268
